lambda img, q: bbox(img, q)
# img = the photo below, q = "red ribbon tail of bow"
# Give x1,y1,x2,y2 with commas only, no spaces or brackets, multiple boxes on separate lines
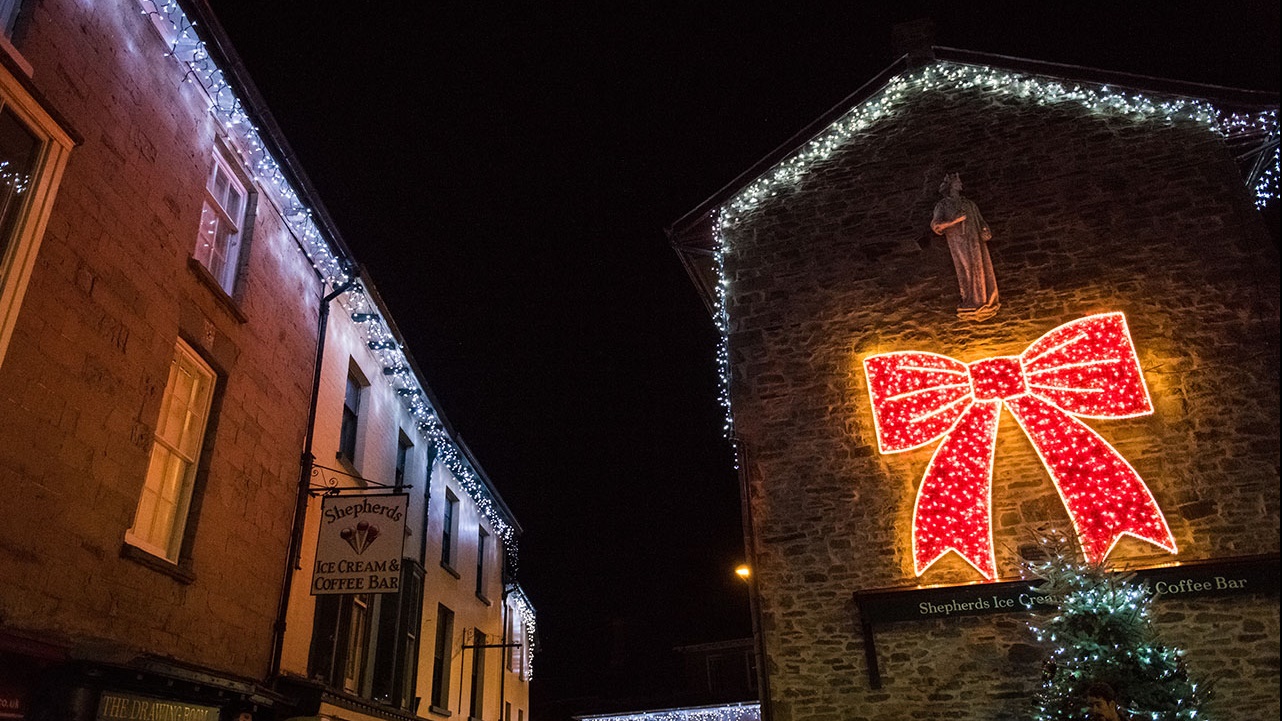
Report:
913,401,1002,580
1008,396,1178,565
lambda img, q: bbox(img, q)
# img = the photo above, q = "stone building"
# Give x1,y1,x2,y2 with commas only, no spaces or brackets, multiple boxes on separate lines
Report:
670,48,1279,720
0,1,534,720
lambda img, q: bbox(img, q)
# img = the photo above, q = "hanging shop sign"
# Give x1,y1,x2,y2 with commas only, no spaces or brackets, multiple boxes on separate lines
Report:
313,493,408,595
863,313,1176,580
97,692,219,721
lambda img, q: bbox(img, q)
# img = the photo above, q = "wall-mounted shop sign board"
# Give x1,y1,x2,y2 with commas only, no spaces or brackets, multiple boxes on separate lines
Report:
850,554,1279,688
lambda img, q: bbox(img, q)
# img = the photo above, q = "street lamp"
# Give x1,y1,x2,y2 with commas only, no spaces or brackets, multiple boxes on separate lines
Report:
735,564,751,581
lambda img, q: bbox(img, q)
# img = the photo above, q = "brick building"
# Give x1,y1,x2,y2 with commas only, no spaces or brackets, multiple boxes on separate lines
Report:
0,1,534,720
0,0,333,715
670,49,1279,720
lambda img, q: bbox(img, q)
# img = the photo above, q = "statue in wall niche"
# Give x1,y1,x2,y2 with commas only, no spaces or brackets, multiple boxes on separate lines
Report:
931,173,999,321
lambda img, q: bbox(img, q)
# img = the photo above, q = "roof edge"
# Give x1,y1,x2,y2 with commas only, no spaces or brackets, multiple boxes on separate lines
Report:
669,46,1279,239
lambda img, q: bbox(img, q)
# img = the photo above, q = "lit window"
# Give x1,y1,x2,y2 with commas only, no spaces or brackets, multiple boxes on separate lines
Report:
0,63,74,369
192,149,248,294
127,340,216,561
343,594,372,693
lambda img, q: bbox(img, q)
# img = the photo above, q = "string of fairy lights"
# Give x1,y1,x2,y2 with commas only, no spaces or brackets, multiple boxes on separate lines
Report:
136,1,535,650
578,703,762,721
0,160,30,195
712,60,1278,438
507,582,538,679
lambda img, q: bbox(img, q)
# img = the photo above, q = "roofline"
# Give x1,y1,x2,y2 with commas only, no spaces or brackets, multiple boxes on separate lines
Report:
179,0,359,268
454,432,524,535
355,271,523,535
935,46,1279,108
180,1,523,534
667,53,912,239
668,46,1279,240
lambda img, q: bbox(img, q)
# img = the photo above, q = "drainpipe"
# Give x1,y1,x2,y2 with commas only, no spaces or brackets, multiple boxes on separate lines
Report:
268,275,357,681
499,586,509,720
733,437,772,720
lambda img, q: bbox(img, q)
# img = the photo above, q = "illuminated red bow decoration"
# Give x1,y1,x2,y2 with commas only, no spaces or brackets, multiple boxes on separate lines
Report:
864,313,1177,580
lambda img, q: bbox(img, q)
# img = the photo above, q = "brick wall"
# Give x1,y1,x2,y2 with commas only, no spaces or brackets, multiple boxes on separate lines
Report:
722,76,1279,719
0,0,321,678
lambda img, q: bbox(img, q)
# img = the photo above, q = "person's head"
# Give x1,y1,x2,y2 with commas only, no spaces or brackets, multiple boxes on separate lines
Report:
939,172,962,196
1086,682,1122,721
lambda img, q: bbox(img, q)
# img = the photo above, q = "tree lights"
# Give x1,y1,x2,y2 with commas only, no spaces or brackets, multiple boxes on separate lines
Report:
1026,531,1210,720
864,313,1177,580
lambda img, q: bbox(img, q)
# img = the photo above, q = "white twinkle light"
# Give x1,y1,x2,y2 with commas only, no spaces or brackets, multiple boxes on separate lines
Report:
578,703,762,721
712,60,1277,436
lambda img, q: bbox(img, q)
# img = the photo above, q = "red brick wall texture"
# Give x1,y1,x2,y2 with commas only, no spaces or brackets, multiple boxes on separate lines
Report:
0,0,320,679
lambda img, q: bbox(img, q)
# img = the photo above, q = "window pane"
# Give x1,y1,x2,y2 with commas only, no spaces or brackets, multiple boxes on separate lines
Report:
0,106,40,260
193,153,248,294
129,342,215,561
345,374,362,413
432,605,454,707
345,595,370,692
224,186,242,226
212,165,230,207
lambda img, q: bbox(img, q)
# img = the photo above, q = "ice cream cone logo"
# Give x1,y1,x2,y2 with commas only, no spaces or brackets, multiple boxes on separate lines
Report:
339,521,381,555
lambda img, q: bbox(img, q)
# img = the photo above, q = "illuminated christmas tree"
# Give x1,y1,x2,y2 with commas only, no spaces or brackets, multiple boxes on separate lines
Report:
1025,530,1212,720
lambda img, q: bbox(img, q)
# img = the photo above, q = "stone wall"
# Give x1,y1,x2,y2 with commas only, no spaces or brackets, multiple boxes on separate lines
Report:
0,0,321,678
723,75,1279,719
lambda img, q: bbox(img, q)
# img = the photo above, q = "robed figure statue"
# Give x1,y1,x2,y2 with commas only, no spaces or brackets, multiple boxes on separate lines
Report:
931,173,999,321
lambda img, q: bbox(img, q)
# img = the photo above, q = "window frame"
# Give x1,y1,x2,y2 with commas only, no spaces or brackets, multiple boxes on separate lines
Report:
395,431,412,488
468,629,486,721
191,144,251,296
125,339,217,563
430,604,455,713
441,488,459,572
475,526,489,602
337,360,368,469
0,62,74,370
342,593,374,694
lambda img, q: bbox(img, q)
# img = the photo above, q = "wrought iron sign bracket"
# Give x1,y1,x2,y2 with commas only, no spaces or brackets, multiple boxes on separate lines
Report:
308,462,410,496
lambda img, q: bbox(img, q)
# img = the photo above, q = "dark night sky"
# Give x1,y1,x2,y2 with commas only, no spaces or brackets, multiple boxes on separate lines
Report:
207,0,1277,709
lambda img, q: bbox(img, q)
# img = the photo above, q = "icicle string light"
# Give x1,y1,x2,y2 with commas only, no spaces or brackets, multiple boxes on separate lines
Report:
135,2,524,574
578,703,762,721
863,314,1177,579
340,285,522,570
711,60,1276,437
141,1,346,284
720,62,1277,224
507,583,538,679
